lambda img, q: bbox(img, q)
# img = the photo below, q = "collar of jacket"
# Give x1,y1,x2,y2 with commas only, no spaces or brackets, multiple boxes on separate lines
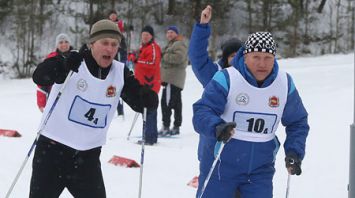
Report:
56,46,73,58
169,35,184,43
217,59,228,69
231,47,279,88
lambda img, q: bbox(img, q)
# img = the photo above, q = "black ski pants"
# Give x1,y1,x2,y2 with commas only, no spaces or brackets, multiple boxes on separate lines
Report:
29,135,106,198
161,83,182,128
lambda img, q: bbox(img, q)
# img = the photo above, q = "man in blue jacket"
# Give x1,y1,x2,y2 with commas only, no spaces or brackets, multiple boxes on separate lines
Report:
189,5,243,198
193,31,309,198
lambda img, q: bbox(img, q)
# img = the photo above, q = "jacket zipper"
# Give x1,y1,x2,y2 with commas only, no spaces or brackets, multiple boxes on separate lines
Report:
98,67,102,79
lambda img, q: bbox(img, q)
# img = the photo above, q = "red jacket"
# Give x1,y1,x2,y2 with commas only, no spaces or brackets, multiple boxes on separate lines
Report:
112,19,125,33
134,40,161,93
36,51,58,110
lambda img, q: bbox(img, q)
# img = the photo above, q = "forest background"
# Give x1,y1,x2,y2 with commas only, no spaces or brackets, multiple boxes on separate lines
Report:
0,0,353,78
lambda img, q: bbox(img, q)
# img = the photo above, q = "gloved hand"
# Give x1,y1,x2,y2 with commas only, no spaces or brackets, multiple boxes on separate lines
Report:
48,56,67,84
65,50,83,72
139,85,158,110
128,51,138,63
285,152,302,175
216,122,236,143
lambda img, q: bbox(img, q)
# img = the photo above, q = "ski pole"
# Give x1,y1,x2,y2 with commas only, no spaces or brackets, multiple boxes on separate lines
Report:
5,71,74,198
127,112,140,140
198,141,225,198
117,98,125,118
285,173,291,198
138,108,147,198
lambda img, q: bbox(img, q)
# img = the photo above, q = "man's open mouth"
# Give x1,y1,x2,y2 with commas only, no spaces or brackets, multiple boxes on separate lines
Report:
103,55,111,60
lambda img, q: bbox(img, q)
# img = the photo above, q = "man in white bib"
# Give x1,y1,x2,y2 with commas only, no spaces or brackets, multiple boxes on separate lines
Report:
30,19,158,198
193,32,309,198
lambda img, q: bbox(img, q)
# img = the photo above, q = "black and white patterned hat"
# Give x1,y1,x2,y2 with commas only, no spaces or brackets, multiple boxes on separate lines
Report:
243,32,276,55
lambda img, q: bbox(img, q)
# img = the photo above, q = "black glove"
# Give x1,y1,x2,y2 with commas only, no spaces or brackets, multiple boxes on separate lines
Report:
285,152,302,176
216,122,236,143
65,50,83,72
139,86,158,110
49,56,67,84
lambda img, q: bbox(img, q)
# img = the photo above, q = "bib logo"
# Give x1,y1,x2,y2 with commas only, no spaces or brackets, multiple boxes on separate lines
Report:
106,85,116,97
77,79,88,92
269,96,279,107
236,93,249,105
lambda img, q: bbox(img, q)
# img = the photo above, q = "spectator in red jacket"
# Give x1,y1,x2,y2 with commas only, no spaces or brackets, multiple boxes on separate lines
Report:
132,25,161,145
36,33,72,112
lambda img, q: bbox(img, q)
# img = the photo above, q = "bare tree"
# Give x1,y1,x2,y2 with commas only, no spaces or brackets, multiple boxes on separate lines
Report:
347,0,355,51
1,0,355,74
0,0,14,27
10,0,52,77
317,0,327,13
167,0,176,15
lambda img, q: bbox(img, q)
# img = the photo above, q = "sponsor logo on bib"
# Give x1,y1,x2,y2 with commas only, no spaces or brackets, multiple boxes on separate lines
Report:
77,79,88,92
269,96,279,107
236,93,249,105
106,85,116,97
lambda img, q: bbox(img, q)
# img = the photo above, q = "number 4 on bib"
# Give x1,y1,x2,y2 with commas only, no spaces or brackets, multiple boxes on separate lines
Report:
69,96,111,128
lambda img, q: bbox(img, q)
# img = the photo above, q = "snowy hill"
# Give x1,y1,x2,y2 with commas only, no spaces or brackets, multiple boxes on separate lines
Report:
0,53,353,197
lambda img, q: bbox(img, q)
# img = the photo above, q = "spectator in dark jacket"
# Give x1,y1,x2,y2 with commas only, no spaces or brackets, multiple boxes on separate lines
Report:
36,33,73,112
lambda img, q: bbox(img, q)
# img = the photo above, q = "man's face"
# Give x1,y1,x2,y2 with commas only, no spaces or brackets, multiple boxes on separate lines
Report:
141,32,152,44
57,40,70,53
166,30,177,42
90,38,120,68
109,13,118,21
244,52,275,82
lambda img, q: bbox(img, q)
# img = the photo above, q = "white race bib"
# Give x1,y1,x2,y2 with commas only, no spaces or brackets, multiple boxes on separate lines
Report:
68,95,111,128
234,111,277,134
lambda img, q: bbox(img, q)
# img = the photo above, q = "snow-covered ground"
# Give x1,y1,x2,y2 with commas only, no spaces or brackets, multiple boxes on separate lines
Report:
0,53,353,197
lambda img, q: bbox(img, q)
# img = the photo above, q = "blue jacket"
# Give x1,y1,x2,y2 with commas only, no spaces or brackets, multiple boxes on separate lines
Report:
193,48,309,160
188,23,224,87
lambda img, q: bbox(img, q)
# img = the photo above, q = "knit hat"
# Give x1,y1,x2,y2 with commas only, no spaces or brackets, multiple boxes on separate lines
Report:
141,25,154,37
243,32,276,55
221,38,242,67
55,33,70,46
166,25,179,34
108,10,117,15
89,19,122,43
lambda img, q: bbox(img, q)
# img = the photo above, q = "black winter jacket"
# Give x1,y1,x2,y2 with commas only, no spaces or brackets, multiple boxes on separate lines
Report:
32,49,154,113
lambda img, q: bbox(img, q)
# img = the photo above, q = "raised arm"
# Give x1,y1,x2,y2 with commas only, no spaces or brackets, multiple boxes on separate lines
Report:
188,5,219,87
